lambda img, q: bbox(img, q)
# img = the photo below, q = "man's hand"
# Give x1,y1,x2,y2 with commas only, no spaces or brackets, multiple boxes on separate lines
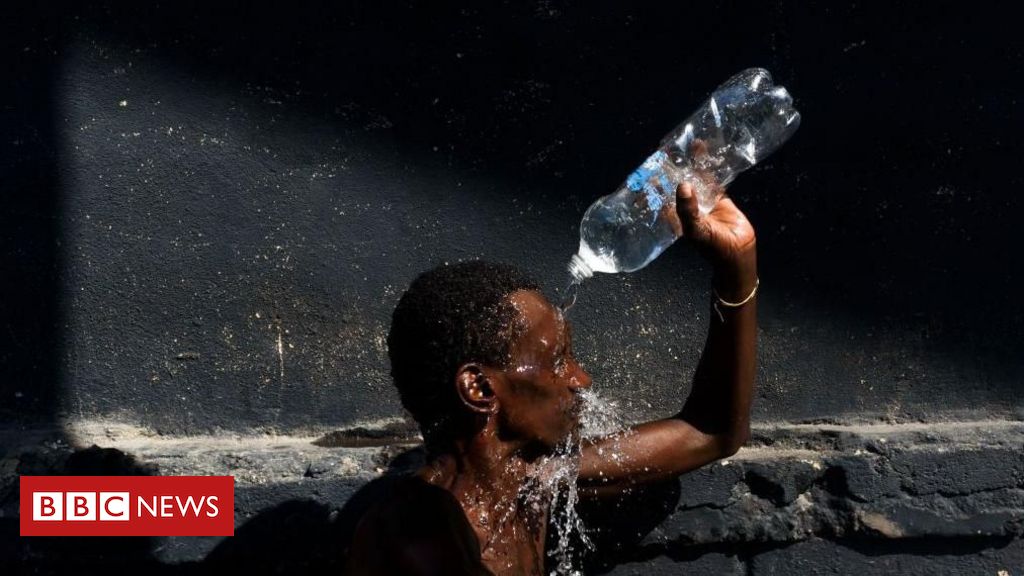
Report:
674,181,758,302
674,181,756,266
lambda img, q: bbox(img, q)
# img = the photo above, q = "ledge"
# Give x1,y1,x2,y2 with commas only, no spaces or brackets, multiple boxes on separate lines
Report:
2,419,1023,571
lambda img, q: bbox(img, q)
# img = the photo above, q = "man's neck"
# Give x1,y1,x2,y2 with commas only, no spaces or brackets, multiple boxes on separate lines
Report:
422,425,533,512
417,427,557,575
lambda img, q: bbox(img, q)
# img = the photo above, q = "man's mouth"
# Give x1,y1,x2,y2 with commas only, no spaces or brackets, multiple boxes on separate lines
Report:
564,397,585,435
567,395,583,418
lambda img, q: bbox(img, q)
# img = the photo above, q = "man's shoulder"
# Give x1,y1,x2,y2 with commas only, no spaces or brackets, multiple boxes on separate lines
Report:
338,474,489,575
335,474,448,540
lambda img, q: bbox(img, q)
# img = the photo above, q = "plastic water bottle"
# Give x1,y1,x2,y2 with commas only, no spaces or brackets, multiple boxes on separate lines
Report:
565,68,800,292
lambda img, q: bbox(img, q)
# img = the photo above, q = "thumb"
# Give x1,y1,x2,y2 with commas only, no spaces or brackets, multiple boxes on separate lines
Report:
676,182,711,241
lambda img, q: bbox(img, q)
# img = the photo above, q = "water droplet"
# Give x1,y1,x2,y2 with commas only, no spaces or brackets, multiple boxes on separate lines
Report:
559,278,580,315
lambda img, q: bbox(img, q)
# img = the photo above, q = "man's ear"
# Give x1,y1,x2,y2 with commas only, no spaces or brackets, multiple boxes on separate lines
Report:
455,363,498,414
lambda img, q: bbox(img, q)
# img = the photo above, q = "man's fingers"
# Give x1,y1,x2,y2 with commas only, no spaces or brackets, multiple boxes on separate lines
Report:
676,182,697,214
710,193,736,214
676,182,706,240
689,139,709,159
679,180,712,240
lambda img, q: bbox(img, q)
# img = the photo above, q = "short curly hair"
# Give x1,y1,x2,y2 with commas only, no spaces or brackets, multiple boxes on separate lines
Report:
387,260,540,447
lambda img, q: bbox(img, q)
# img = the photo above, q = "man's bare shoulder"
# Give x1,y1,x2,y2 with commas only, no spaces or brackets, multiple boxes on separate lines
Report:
339,474,491,576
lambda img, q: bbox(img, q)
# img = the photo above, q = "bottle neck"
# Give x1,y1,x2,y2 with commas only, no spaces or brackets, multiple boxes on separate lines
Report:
568,253,594,282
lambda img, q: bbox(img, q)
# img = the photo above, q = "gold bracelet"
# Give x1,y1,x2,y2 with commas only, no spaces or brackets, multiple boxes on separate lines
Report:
713,277,759,323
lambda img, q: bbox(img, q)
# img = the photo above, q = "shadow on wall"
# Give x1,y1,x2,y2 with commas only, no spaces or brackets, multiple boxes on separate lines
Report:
1,5,66,431
0,446,162,574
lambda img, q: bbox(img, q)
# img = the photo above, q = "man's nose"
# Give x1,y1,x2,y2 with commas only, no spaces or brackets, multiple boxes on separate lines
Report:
569,362,592,391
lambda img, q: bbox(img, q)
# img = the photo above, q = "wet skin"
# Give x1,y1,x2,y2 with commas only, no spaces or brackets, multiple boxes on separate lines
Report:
413,290,591,575
492,290,591,450
410,182,758,575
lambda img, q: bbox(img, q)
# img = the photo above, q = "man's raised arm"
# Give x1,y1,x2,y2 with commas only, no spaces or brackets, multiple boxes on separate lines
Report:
578,182,758,496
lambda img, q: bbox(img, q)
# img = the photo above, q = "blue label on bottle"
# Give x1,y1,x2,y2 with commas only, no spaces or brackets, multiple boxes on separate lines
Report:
626,150,667,192
626,151,670,223
645,188,663,213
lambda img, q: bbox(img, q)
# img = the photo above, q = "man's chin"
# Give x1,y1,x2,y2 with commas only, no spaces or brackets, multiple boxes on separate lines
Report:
522,418,582,457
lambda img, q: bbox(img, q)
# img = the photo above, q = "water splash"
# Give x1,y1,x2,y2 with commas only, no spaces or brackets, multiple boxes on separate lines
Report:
471,384,631,573
500,389,630,575
522,436,589,576
559,278,581,315
578,389,629,439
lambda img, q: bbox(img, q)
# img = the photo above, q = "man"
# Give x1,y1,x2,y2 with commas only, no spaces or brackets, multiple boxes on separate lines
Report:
343,181,758,575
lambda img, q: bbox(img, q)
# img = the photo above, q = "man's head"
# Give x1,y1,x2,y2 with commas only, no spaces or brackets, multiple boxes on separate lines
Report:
387,261,591,454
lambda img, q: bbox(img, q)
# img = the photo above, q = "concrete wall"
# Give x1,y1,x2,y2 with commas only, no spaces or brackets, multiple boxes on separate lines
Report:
3,2,1022,573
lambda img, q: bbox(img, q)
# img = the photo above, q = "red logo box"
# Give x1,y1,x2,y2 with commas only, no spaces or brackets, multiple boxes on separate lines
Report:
20,476,234,536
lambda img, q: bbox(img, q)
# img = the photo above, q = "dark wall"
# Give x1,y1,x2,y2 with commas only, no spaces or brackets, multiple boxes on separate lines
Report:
3,1,1022,433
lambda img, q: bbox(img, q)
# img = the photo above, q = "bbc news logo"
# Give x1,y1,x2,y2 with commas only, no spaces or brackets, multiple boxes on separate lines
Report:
20,476,234,536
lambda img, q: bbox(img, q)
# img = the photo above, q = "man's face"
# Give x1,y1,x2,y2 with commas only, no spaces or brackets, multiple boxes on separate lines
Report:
492,289,592,451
